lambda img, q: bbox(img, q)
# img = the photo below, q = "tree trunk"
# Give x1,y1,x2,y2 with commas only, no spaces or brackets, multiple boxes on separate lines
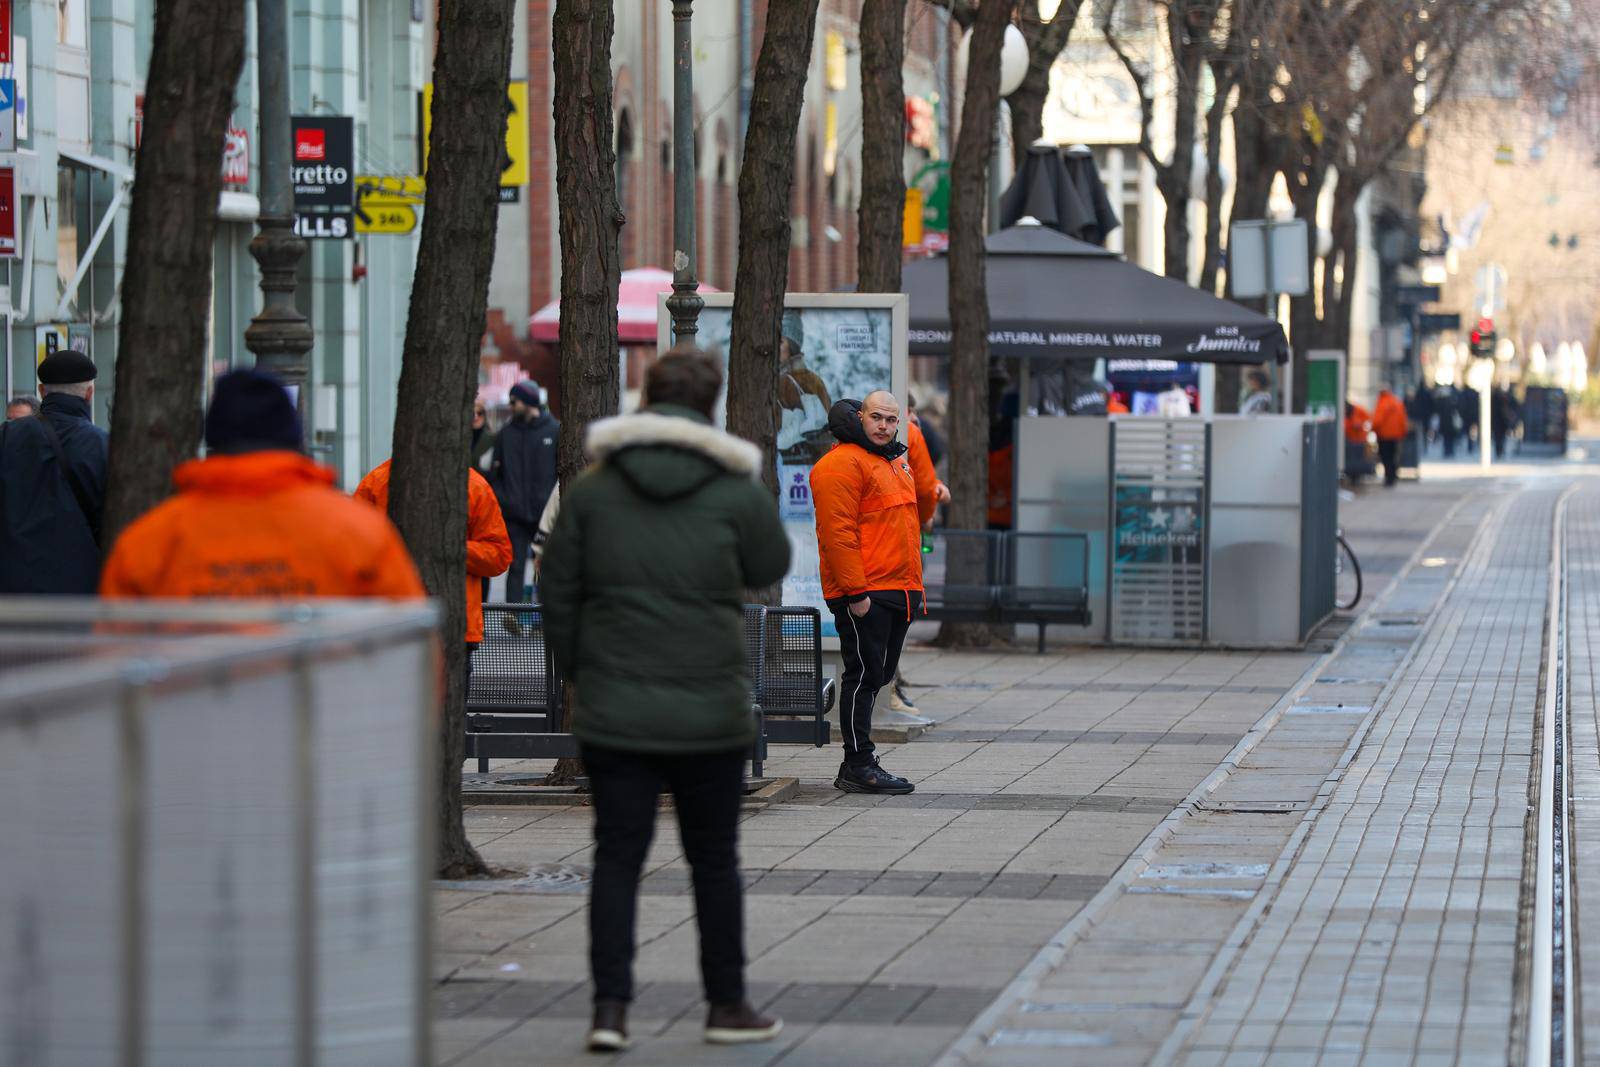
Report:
103,1,245,547
547,0,623,787
1197,68,1232,296
936,0,1016,649
857,0,906,294
1157,3,1209,283
1327,170,1361,357
1008,1,1083,170
387,0,517,881
727,0,821,607
1286,167,1335,412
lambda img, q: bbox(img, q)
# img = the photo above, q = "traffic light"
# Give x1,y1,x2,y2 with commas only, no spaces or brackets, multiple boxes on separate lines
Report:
1469,317,1497,358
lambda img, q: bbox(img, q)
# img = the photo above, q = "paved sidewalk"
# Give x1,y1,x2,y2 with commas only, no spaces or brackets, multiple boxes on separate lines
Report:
430,475,1478,1066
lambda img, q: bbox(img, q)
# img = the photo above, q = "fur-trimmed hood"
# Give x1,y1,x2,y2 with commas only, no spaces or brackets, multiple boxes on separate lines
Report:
585,405,762,502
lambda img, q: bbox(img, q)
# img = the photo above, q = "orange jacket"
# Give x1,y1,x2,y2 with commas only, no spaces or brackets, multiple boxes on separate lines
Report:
1372,391,1408,441
1107,394,1130,414
100,452,425,601
809,440,923,601
1344,404,1371,445
904,420,940,526
353,461,512,644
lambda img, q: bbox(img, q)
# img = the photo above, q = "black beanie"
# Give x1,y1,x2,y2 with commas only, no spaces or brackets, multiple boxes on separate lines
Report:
205,369,303,453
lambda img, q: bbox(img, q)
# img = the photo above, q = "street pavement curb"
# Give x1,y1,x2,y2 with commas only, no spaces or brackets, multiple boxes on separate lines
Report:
932,492,1483,1067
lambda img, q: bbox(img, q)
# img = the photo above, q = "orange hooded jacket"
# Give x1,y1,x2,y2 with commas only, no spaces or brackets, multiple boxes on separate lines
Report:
1371,391,1409,441
810,436,925,603
904,419,941,526
353,461,512,643
100,451,425,601
1344,404,1371,445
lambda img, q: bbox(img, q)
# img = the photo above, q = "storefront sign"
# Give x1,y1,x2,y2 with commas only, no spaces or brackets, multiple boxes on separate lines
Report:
421,81,529,193
0,78,15,152
222,116,249,187
354,174,423,235
0,1,12,66
0,166,17,258
291,115,354,240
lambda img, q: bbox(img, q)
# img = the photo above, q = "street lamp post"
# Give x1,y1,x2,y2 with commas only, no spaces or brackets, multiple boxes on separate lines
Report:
665,0,703,343
244,0,313,395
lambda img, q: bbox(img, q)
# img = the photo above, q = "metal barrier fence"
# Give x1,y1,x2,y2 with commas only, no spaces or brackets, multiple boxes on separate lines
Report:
0,598,439,1067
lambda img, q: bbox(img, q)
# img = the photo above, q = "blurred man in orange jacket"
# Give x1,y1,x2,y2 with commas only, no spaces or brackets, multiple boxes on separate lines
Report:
101,371,425,600
1371,388,1409,487
810,391,935,795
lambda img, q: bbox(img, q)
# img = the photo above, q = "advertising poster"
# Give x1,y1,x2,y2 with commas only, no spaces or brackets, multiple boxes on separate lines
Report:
290,116,354,239
661,294,909,637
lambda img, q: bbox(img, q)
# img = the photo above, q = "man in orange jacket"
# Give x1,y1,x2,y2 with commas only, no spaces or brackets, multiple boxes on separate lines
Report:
352,459,511,645
1371,388,1409,487
101,370,425,600
810,391,936,795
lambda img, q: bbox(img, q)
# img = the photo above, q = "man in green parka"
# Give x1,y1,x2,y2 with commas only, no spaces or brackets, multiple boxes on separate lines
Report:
540,347,791,1053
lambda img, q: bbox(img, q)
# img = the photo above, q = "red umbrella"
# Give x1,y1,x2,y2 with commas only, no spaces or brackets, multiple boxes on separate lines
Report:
528,267,721,345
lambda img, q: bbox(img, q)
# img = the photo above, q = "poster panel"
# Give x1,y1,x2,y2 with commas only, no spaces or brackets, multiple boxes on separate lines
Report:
660,293,910,637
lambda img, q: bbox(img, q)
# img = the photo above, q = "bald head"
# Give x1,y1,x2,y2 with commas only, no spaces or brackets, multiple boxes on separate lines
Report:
859,391,901,447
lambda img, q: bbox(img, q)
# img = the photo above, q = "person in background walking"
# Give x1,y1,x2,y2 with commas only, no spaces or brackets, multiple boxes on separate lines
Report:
1372,387,1409,487
540,349,791,1052
1457,383,1480,452
1435,383,1461,457
100,370,423,599
5,394,39,420
0,352,109,594
811,391,935,795
1490,386,1520,459
353,446,510,707
1408,385,1435,451
490,380,558,603
1240,369,1275,415
470,398,495,474
890,410,949,717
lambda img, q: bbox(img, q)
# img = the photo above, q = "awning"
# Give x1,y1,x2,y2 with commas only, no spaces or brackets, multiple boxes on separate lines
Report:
529,267,722,345
903,220,1288,365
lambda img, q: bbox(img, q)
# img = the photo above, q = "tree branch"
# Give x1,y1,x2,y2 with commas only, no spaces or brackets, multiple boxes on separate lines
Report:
921,0,976,29
1102,0,1164,174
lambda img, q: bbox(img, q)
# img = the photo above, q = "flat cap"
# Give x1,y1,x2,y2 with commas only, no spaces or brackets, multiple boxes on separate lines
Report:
37,350,98,385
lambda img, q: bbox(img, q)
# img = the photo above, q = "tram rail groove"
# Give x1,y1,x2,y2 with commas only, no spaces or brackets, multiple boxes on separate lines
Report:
1529,486,1577,1067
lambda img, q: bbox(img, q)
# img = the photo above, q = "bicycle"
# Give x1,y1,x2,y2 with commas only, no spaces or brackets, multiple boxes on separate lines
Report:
1335,529,1362,611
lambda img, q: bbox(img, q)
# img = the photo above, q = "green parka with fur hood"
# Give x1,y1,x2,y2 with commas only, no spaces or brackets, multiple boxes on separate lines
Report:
539,405,791,753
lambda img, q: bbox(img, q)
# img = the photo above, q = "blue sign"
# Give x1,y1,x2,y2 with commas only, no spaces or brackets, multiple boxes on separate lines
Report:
0,78,16,152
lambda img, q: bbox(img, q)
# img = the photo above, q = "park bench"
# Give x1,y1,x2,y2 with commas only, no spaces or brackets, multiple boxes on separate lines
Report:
921,529,1092,652
466,602,834,779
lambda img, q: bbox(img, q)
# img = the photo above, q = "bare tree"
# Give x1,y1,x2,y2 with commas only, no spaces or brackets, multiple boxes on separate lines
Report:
726,0,823,541
387,0,517,880
1008,0,1087,168
104,1,244,545
938,0,1019,648
1104,0,1223,283
857,0,909,293
544,0,624,787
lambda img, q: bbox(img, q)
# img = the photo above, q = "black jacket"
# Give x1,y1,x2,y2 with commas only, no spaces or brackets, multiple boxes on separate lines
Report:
491,411,560,526
0,393,110,594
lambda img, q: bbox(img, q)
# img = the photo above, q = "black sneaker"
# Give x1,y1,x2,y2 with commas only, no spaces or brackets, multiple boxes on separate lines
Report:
834,759,915,795
586,999,630,1052
705,1001,783,1044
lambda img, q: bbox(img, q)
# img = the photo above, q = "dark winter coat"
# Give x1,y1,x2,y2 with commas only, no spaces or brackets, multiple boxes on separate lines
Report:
539,405,791,754
490,410,559,527
0,392,109,594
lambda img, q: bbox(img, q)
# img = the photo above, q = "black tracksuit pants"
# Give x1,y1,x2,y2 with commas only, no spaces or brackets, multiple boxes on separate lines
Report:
829,591,921,767
582,744,747,1006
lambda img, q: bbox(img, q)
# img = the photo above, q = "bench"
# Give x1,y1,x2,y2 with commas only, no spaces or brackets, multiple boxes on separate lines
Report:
922,530,1092,652
466,602,834,778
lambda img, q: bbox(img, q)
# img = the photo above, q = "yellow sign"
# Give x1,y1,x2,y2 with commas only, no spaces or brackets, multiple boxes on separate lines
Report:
1301,102,1324,147
422,80,529,189
825,32,848,92
903,188,924,248
823,101,838,177
35,324,70,366
355,175,424,235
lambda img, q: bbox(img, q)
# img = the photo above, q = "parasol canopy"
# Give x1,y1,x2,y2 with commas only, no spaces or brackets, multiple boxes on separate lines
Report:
529,267,721,345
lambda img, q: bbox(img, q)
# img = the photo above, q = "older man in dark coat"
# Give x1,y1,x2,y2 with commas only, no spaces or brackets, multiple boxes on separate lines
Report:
0,350,109,593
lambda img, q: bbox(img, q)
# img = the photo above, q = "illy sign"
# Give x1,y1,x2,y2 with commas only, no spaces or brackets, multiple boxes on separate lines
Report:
291,115,354,240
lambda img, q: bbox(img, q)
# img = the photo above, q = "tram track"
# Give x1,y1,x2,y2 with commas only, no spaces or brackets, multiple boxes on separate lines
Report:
1528,486,1577,1066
